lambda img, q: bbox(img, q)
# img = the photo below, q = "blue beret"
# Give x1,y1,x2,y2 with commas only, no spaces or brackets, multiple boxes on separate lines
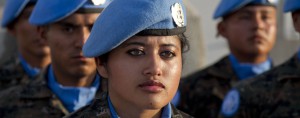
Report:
213,0,278,19
82,0,187,57
29,0,111,25
284,0,300,13
1,0,37,27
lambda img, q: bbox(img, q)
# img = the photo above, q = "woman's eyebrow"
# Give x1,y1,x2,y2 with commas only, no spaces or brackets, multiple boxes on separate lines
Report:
160,43,177,47
123,42,145,47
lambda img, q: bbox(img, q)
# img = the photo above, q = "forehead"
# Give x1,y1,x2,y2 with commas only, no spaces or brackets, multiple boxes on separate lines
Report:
55,13,100,25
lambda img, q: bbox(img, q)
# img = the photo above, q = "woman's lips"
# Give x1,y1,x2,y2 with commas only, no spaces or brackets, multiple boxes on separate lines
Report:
138,80,165,93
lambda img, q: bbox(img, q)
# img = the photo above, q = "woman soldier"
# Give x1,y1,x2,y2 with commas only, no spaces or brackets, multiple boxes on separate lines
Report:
65,0,193,117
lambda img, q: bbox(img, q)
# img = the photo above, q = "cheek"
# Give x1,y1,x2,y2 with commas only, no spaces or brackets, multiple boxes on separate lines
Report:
107,58,137,81
267,25,277,37
268,26,276,43
48,37,67,58
225,25,247,43
164,59,182,89
107,61,136,94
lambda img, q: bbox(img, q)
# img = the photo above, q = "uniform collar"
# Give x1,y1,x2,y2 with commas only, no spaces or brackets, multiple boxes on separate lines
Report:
47,65,100,112
229,54,272,80
107,96,172,118
207,55,237,79
107,96,120,118
18,54,41,78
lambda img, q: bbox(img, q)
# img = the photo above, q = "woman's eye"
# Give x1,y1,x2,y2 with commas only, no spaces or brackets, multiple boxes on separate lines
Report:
160,51,176,58
127,49,145,56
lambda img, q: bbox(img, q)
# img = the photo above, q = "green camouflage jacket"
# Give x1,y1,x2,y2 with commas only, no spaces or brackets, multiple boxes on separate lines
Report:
178,56,240,118
0,70,107,118
64,93,193,118
227,54,300,118
0,56,37,91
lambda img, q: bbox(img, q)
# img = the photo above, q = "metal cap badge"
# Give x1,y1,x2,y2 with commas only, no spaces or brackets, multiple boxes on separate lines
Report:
92,0,106,5
171,3,184,27
267,0,279,4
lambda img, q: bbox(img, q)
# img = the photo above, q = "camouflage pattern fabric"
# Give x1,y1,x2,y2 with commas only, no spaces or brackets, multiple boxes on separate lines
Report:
228,54,300,118
65,92,193,118
0,67,107,118
178,55,240,118
0,56,32,91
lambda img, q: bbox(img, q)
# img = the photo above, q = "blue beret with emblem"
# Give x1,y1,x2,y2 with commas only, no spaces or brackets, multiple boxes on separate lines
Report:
29,0,111,25
83,0,187,57
213,0,279,19
284,0,300,13
1,0,37,27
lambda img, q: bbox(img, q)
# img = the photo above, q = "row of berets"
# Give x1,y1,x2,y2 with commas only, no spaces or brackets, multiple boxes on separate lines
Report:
0,0,300,118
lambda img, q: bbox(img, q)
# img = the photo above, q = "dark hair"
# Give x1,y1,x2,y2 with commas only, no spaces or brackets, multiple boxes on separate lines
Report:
178,33,190,53
97,33,189,64
292,9,300,15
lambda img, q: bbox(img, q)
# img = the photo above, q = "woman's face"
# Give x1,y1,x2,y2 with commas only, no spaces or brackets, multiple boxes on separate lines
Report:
97,36,182,110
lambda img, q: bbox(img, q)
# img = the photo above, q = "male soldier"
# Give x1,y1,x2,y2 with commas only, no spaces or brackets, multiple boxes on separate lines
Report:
0,0,51,90
220,0,300,117
0,0,110,117
178,0,278,117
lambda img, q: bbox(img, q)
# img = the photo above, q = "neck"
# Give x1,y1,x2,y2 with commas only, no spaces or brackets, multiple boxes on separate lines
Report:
19,50,51,69
52,65,97,87
231,52,269,64
117,105,162,118
109,94,162,118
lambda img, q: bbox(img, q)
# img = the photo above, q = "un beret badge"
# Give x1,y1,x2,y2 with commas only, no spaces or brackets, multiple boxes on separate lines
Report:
92,0,106,5
267,0,278,4
171,3,184,27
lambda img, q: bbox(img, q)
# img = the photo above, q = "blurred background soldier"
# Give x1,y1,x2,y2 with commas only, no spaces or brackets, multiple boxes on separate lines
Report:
178,0,278,117
0,0,110,117
0,0,51,90
220,0,300,117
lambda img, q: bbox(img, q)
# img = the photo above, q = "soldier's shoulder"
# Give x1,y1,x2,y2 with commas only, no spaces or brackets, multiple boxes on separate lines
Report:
0,77,49,105
0,84,24,106
179,111,194,118
235,59,297,90
171,104,194,118
0,57,24,80
181,56,231,88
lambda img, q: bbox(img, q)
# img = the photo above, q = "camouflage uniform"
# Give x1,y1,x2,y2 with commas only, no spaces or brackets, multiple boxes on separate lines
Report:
227,54,300,118
0,68,107,118
0,56,34,91
64,92,193,118
178,55,241,118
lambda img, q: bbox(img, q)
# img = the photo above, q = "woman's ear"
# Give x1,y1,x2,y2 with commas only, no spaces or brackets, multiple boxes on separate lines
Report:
95,57,109,78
